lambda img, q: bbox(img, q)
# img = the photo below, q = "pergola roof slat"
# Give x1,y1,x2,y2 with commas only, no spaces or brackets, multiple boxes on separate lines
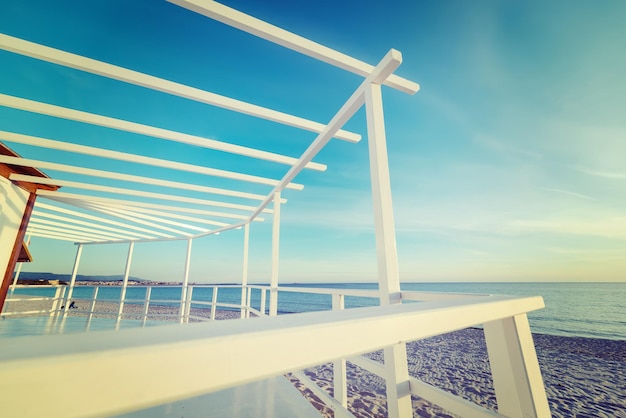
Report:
0,33,360,143
0,130,304,190
0,94,327,171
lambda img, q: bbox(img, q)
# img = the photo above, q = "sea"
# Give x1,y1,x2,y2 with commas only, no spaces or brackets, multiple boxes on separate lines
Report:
10,282,626,341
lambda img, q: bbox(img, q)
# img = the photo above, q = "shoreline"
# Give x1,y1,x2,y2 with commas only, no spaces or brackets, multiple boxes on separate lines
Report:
3,299,624,417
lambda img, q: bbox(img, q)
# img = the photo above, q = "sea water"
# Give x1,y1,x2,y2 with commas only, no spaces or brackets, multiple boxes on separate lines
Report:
9,282,625,341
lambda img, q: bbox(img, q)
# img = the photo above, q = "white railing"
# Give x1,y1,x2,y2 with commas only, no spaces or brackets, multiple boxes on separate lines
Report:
0,290,549,418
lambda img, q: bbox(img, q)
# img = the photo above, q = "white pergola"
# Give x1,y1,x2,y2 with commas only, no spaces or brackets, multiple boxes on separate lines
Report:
0,0,417,317
0,2,551,418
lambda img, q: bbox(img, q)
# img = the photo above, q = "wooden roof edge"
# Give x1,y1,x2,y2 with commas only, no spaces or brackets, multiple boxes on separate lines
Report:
0,142,61,193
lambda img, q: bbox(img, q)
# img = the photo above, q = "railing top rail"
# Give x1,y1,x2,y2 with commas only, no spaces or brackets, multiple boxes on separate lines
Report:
0,294,543,417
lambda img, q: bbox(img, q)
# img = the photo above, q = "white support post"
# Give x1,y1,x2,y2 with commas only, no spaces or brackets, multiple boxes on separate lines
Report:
210,287,218,320
269,192,280,316
62,244,83,319
142,287,152,327
332,294,348,409
179,239,193,324
240,223,250,319
365,82,412,418
483,315,551,418
116,242,135,329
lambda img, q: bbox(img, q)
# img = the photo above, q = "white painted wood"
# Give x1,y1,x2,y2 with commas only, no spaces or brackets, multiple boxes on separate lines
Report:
0,154,284,202
86,287,99,329
249,49,403,221
408,377,502,418
92,205,229,227
269,192,280,316
34,202,163,238
210,287,218,320
240,223,250,319
365,82,401,306
0,130,304,190
62,244,83,319
28,218,137,241
0,94,327,170
484,315,551,418
27,222,130,242
86,205,210,233
44,192,262,221
32,208,156,239
116,242,135,329
347,355,386,378
332,294,347,408
142,287,151,327
0,34,360,143
179,239,193,324
0,295,544,418
79,203,189,237
11,174,269,214
290,371,355,418
24,230,94,242
168,0,419,95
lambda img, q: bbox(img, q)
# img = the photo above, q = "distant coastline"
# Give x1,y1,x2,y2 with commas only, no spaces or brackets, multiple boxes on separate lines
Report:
14,272,180,287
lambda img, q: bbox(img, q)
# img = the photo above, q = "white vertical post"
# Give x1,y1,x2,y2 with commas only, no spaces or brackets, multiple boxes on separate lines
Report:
142,286,151,327
260,288,267,316
269,191,280,316
50,286,63,317
484,315,551,418
365,82,411,418
179,239,193,324
62,244,83,319
246,287,252,318
240,223,250,319
85,286,99,331
184,286,193,323
116,242,135,329
210,286,218,320
332,294,347,408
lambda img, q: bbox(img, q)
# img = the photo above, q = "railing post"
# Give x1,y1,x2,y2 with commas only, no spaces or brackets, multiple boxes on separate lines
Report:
63,244,83,320
484,314,551,418
179,239,193,324
246,286,252,318
260,288,267,316
116,242,135,330
85,286,99,331
10,234,30,297
50,286,63,317
210,286,218,320
240,223,250,319
142,286,151,327
332,294,348,409
269,192,281,316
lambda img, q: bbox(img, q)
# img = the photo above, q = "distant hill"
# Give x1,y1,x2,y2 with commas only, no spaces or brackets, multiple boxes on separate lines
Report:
14,272,147,283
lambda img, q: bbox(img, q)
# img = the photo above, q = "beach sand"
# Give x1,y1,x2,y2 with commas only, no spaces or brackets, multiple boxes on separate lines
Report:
4,298,625,417
289,328,626,418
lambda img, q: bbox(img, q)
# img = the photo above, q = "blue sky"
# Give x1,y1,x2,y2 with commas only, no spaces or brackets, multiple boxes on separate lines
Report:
1,0,625,283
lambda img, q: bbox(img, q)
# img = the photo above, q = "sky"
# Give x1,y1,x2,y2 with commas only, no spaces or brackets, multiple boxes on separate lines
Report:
1,0,625,283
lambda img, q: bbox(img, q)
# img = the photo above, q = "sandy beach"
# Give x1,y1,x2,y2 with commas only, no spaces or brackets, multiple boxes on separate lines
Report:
3,298,625,417
290,328,626,418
